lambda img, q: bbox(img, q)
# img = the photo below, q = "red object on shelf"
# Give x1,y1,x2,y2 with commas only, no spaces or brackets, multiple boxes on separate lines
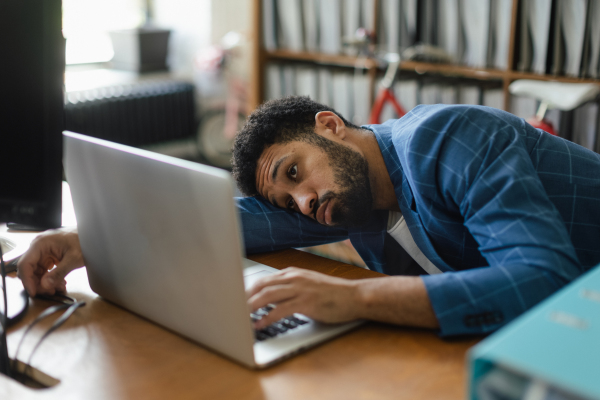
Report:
526,117,558,136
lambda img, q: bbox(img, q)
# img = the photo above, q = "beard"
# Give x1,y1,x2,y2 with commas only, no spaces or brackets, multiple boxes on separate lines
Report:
315,139,373,227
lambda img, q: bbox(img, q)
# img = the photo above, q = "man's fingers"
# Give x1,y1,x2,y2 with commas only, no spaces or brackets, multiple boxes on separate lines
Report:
41,255,81,293
254,300,300,329
17,235,58,296
249,284,297,312
56,279,67,294
17,255,47,297
16,229,83,297
246,267,304,298
17,262,39,297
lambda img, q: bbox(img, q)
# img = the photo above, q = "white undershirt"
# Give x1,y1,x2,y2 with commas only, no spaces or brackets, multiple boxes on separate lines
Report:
387,211,442,275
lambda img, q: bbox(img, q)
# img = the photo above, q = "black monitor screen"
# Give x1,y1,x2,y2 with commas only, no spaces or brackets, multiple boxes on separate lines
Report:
0,0,64,228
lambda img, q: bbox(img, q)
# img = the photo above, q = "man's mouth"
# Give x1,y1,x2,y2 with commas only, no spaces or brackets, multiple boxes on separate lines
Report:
316,198,333,225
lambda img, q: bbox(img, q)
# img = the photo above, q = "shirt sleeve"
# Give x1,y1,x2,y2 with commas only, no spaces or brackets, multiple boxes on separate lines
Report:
415,106,584,336
236,196,349,254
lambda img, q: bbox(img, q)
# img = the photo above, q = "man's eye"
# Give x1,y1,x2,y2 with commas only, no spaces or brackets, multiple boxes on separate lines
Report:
289,164,297,180
287,198,295,210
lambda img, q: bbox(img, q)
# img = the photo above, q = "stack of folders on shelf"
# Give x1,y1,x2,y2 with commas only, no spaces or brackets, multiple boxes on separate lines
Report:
262,0,513,70
265,63,505,126
262,0,373,55
265,63,372,125
469,264,600,400
413,0,513,69
517,0,600,78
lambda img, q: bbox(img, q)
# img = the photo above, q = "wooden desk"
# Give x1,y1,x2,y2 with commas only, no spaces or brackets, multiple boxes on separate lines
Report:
2,249,480,400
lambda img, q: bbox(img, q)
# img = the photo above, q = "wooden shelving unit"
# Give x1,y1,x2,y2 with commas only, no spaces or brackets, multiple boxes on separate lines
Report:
249,0,600,113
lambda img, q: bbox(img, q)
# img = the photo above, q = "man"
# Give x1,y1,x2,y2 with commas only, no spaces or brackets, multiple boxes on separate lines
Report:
18,96,600,337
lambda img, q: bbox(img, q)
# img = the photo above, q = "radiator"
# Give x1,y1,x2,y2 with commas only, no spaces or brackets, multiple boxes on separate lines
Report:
64,80,196,147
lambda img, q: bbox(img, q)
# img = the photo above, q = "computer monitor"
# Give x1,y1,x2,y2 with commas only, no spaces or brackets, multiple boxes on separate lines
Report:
0,0,64,378
0,0,64,229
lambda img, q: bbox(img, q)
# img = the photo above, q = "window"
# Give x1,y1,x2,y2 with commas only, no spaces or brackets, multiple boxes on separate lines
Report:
62,0,145,65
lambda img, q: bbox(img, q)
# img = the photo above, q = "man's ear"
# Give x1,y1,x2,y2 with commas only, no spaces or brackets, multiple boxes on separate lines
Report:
315,111,347,139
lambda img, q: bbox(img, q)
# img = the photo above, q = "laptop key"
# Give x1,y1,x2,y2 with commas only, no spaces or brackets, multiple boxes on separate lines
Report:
272,323,289,333
289,316,308,325
281,319,298,329
252,311,311,342
264,326,279,337
255,308,269,317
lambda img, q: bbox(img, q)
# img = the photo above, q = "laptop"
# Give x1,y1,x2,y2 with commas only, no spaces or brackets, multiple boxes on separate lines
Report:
63,131,363,368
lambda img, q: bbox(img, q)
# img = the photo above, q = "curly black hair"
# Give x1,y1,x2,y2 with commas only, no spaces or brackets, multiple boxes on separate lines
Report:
231,96,360,196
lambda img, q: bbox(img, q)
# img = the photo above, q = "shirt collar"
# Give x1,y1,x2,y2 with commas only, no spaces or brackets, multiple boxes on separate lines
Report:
362,122,405,207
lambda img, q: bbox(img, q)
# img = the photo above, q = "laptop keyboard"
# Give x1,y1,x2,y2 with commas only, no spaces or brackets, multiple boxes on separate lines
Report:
251,305,309,342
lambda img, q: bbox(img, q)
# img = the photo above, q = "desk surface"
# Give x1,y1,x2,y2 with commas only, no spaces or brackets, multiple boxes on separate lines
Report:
3,249,480,400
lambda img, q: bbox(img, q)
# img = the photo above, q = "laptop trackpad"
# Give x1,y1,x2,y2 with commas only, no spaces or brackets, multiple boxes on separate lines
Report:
243,270,273,290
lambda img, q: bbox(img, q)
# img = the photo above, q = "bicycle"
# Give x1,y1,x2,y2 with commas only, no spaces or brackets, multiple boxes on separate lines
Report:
367,45,453,124
508,80,600,136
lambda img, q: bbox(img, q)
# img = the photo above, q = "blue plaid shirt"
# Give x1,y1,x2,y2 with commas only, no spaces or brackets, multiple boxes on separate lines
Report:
236,104,600,336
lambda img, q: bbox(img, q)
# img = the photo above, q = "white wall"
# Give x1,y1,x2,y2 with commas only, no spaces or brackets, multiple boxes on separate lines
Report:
210,0,252,81
153,0,212,76
153,0,252,80
210,0,251,44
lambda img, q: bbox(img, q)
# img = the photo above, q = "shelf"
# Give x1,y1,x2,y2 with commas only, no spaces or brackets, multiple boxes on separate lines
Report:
399,61,505,81
265,49,506,81
266,50,504,80
265,49,377,69
266,50,505,81
265,50,600,85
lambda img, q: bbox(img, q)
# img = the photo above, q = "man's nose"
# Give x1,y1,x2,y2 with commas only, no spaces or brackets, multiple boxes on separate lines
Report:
295,191,317,217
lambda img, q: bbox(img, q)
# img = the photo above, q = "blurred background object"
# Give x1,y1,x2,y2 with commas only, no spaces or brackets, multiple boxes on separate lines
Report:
194,31,249,168
109,0,172,73
61,0,251,165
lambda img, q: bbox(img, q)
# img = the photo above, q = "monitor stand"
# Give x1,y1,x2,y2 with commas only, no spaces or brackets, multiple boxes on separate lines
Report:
6,223,46,232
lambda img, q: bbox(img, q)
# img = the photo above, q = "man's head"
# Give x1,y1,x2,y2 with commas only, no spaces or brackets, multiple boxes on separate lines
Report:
232,96,373,227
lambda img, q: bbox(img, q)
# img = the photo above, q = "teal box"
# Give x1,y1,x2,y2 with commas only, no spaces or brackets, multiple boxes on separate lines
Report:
469,264,600,399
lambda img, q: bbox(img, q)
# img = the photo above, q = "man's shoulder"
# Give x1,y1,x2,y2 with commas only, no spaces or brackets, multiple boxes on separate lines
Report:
388,104,526,150
366,105,494,143
367,105,481,153
393,104,515,132
370,105,531,189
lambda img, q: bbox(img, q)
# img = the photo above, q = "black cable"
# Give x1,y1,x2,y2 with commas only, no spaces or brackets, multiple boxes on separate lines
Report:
0,246,86,381
23,300,85,378
11,303,70,373
10,293,86,379
0,243,11,378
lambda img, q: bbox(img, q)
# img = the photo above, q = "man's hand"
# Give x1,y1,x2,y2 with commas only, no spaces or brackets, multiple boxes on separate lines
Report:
17,229,84,297
247,267,361,329
247,267,440,330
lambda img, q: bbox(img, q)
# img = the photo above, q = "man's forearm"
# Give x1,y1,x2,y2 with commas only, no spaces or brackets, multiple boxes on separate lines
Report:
354,276,439,329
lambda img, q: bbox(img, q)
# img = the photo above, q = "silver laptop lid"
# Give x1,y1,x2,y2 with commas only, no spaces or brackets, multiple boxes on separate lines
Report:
63,131,256,367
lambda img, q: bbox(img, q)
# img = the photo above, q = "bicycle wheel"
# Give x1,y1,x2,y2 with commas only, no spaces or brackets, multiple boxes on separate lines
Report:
196,110,245,169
